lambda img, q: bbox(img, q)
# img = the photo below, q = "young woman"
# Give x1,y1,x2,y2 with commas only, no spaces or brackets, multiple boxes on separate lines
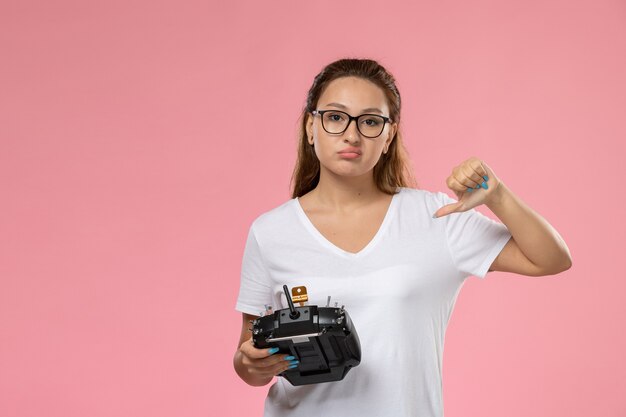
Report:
232,58,572,417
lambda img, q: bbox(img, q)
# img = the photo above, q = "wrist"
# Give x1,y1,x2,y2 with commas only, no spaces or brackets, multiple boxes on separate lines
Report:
485,180,509,208
233,351,274,387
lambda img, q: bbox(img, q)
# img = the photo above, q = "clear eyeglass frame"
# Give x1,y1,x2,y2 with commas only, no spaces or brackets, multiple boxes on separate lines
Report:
311,109,393,138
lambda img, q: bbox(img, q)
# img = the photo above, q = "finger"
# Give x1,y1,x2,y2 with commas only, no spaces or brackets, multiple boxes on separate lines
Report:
432,201,463,218
277,361,299,375
240,338,280,360
454,171,480,190
447,175,471,194
249,357,299,378
252,363,288,379
453,164,481,189
240,343,296,370
255,352,297,369
470,160,490,184
462,164,485,188
270,358,299,375
244,354,290,370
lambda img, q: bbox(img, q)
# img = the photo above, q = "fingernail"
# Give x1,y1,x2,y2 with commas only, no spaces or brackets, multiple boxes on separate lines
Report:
289,360,299,365
284,355,295,361
475,184,481,189
288,364,298,369
432,213,438,219
481,181,488,189
467,187,473,192
268,347,279,354
483,175,489,181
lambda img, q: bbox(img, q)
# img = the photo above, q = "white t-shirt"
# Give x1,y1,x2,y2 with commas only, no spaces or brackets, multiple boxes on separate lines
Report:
235,187,512,417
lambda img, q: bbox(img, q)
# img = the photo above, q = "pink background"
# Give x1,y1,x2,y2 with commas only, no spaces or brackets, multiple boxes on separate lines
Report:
1,0,624,416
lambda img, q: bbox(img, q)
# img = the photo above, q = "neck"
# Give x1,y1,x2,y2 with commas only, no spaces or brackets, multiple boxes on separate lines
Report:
311,166,381,209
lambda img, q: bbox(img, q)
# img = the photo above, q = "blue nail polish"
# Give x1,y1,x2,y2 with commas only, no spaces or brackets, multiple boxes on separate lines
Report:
467,187,473,192
483,175,489,181
284,356,295,361
288,364,298,369
268,347,279,355
289,360,299,365
481,181,488,189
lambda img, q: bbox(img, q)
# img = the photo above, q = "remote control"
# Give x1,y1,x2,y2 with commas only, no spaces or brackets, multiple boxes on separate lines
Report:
252,285,361,386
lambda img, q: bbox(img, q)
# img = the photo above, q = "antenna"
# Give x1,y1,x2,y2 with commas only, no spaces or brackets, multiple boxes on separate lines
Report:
283,285,300,319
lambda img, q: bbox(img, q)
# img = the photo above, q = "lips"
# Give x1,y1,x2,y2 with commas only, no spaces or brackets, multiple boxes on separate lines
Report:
338,147,362,155
337,148,362,159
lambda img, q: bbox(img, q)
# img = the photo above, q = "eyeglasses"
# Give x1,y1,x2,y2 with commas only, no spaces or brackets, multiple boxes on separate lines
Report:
311,109,393,138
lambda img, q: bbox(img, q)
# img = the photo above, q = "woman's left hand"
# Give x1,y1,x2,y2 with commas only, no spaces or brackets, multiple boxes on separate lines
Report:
433,157,502,218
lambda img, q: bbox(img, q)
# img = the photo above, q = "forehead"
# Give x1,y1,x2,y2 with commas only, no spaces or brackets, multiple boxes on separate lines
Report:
318,76,389,113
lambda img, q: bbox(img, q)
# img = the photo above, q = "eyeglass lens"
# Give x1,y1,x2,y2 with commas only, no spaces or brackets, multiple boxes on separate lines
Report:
321,111,386,138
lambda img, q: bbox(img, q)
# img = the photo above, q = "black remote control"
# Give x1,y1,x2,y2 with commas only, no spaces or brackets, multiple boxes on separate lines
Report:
252,285,361,386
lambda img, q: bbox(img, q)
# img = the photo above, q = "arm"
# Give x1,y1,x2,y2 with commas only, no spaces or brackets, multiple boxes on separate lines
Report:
434,157,572,277
486,182,572,276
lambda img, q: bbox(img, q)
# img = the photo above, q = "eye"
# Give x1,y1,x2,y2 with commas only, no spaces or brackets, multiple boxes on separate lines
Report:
326,112,345,122
362,118,380,126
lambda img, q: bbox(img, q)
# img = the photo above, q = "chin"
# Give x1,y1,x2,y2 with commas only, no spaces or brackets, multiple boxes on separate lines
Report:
327,165,373,178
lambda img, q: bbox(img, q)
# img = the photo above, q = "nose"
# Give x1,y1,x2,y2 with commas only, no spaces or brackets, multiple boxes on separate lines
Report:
343,118,361,144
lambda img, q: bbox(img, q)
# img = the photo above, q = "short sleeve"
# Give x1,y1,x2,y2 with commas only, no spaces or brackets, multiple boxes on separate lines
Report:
234,223,274,315
438,192,512,279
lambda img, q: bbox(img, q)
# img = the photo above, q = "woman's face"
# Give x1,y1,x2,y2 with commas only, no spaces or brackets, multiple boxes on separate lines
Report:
306,76,397,180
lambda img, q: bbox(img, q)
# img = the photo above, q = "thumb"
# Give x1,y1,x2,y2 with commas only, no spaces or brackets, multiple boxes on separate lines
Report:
241,337,279,359
432,201,463,219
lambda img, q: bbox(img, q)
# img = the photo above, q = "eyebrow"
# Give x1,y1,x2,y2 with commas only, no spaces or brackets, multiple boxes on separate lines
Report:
323,102,384,115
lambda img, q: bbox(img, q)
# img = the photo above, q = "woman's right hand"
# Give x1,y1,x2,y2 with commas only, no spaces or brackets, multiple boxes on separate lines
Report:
233,313,300,386
238,337,300,379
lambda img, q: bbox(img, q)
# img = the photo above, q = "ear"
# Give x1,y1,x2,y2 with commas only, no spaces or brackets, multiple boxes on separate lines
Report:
306,114,314,144
384,122,398,152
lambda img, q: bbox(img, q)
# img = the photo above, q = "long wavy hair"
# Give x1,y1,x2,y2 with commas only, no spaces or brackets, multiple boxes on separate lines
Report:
290,58,417,198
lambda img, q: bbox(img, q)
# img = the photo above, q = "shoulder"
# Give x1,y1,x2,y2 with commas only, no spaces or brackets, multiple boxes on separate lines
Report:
396,187,454,208
248,198,299,236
